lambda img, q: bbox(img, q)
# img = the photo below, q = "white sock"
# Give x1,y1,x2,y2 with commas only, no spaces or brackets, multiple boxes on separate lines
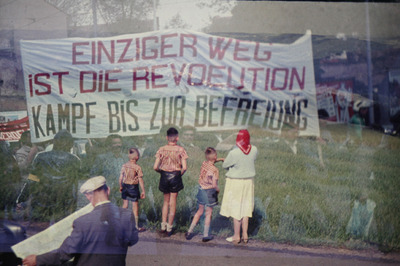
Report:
167,223,173,232
203,225,210,237
134,215,139,229
188,223,196,233
161,222,167,230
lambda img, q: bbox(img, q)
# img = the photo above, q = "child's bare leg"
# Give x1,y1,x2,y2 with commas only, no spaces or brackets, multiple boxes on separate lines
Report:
203,206,213,237
241,216,249,240
167,192,178,231
132,201,139,229
132,201,139,217
161,193,170,230
188,204,204,233
122,199,128,209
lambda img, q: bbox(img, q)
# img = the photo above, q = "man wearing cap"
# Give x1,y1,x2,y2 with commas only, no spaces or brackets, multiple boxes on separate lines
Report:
26,129,81,221
23,176,139,266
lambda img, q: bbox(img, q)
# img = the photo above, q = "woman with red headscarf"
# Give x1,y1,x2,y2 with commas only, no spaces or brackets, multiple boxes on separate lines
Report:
220,129,257,244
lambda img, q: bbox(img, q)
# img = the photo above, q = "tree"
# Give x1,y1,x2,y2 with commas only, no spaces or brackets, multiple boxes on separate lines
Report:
196,0,236,14
165,13,190,29
196,0,236,31
46,0,158,34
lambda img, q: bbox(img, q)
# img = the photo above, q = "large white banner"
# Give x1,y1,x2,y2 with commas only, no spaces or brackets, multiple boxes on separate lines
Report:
21,29,319,143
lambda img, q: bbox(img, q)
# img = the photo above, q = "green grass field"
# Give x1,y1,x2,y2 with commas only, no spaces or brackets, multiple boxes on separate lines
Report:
136,124,400,252
2,124,399,252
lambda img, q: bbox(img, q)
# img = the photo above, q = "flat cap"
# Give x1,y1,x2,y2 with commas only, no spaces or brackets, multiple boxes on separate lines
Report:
80,176,106,194
54,129,73,140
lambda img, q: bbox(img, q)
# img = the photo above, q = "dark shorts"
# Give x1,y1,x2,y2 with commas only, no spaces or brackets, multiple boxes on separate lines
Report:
196,186,218,207
159,171,184,193
121,183,140,202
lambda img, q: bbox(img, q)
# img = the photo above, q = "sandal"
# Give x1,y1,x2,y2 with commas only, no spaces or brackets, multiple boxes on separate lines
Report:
226,236,241,244
242,238,249,244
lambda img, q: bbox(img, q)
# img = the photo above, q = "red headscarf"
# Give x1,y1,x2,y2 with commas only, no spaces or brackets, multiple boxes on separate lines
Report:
236,129,251,155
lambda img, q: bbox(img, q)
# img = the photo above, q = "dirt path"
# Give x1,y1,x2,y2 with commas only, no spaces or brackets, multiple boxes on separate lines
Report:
127,231,400,266
23,222,400,265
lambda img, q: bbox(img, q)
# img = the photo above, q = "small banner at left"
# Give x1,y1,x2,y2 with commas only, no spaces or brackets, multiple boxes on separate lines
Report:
0,116,29,142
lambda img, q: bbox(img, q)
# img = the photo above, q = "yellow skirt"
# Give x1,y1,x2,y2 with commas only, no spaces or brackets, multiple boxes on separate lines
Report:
220,177,254,220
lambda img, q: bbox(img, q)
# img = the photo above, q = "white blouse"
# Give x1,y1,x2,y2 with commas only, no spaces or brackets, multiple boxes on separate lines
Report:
222,146,258,178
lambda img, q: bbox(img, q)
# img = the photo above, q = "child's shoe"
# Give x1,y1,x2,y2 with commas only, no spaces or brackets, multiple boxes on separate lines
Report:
167,230,174,237
158,222,168,237
185,232,195,240
166,224,174,237
202,236,214,242
157,229,167,237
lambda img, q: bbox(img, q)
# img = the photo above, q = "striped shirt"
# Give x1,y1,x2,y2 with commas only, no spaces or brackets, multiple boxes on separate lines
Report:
155,144,188,172
198,161,219,189
120,161,143,185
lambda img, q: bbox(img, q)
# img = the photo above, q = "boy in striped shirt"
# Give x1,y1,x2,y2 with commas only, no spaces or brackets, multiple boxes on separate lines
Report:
153,127,188,236
185,147,224,242
119,147,146,231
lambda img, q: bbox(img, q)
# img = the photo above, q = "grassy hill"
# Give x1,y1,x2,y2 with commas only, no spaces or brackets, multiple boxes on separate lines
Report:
135,124,400,251
3,123,399,252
